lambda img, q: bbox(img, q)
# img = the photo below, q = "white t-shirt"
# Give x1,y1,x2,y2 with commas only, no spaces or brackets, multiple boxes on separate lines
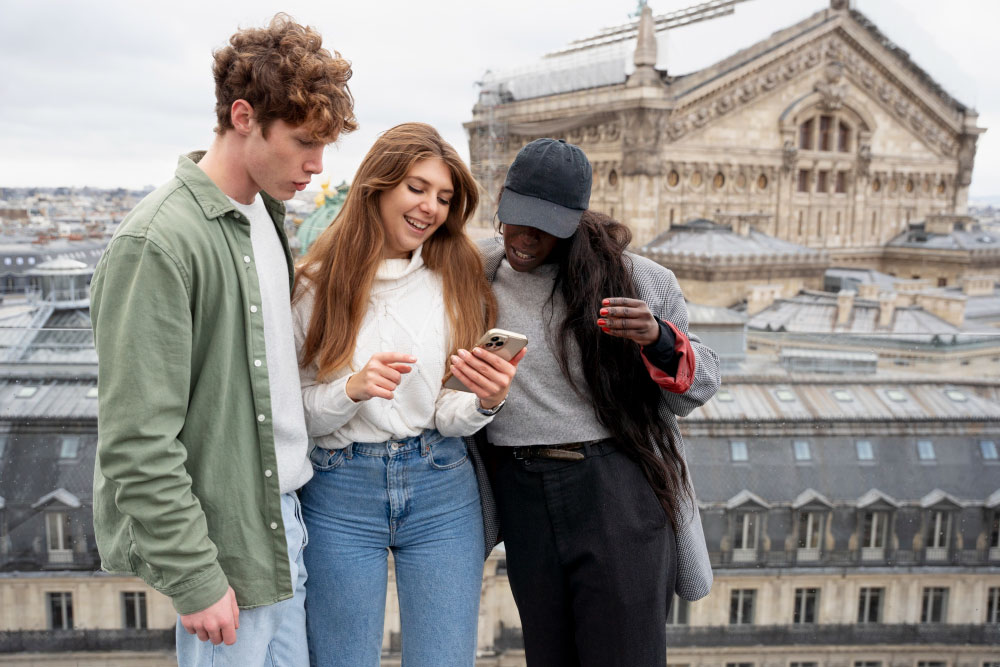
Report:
228,195,311,493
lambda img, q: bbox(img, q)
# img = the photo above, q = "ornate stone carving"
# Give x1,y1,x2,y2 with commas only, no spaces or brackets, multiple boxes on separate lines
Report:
622,108,666,176
956,132,979,186
815,61,847,110
782,140,798,172
857,142,872,176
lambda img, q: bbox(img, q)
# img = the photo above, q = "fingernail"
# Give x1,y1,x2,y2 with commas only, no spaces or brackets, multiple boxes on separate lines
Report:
597,319,607,326
600,308,609,315
601,327,610,333
458,349,470,358
451,355,461,364
472,347,485,355
602,299,610,305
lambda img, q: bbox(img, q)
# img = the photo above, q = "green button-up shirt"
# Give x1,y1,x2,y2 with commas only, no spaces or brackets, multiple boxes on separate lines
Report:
91,153,294,614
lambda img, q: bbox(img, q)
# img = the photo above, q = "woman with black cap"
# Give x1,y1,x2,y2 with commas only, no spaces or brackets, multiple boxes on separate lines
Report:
480,138,721,666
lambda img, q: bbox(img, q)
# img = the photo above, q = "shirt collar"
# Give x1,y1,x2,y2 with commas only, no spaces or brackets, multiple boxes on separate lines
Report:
174,151,285,223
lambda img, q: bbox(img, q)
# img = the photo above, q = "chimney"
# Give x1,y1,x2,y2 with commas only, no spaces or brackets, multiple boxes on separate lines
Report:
925,215,957,235
836,290,855,326
917,293,966,328
963,275,996,297
857,283,879,300
877,293,896,329
747,284,783,315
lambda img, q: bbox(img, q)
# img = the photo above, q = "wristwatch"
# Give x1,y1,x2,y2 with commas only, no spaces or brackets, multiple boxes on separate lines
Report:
476,397,506,416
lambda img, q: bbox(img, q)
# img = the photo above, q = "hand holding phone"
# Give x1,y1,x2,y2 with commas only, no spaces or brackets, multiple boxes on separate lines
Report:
443,328,528,400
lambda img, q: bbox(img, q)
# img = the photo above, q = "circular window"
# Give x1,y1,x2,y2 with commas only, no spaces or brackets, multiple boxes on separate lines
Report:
922,179,930,193
713,173,725,189
690,171,703,187
937,181,946,195
667,170,679,187
608,170,618,187
872,179,881,193
736,174,747,189
889,179,898,193
905,179,914,193
757,174,768,190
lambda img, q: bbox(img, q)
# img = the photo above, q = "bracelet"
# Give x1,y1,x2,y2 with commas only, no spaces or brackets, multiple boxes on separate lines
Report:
476,397,506,416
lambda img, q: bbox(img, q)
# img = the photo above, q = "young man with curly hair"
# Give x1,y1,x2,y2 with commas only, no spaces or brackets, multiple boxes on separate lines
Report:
89,14,356,664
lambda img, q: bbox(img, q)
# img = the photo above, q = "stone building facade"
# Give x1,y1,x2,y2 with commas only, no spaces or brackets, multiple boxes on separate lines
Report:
465,2,987,279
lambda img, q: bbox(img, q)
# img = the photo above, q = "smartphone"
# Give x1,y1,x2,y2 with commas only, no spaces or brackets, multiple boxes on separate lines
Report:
442,328,528,392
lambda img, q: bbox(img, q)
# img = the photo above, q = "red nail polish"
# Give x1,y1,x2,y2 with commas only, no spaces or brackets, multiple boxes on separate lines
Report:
600,308,609,315
597,319,606,326
601,327,610,333
602,299,610,305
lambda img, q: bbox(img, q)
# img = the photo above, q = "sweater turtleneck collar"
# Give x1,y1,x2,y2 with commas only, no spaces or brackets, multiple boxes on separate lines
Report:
376,245,425,283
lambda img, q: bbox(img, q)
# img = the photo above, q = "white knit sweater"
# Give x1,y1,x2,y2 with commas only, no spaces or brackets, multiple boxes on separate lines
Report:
292,246,492,449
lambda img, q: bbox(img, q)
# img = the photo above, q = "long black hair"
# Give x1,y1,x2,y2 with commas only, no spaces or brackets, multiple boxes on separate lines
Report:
545,210,692,531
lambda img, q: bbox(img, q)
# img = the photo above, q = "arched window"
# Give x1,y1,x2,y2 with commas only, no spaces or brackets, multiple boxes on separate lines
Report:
799,113,854,154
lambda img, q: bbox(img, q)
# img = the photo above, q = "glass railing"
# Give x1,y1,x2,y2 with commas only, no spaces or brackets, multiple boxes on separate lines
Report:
2,324,999,664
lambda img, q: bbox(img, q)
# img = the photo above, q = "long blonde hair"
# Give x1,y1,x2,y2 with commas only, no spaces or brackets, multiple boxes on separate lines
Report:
294,122,496,379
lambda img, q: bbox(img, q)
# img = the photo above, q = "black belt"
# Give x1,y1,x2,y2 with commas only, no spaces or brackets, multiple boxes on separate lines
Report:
510,439,609,462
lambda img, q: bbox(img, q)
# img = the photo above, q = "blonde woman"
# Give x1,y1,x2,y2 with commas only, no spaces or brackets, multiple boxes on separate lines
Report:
293,123,523,666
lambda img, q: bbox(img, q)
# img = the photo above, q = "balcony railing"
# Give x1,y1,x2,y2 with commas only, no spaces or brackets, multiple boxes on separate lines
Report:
860,546,885,562
731,548,758,563
924,546,949,561
796,547,820,562
47,549,73,565
663,623,1000,647
0,629,174,653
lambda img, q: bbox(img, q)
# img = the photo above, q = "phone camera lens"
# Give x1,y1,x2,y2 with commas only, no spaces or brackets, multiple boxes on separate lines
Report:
485,342,494,347
490,336,500,342
495,340,505,347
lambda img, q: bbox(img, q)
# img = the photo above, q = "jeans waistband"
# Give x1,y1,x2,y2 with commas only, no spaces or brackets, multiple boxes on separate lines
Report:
347,428,448,458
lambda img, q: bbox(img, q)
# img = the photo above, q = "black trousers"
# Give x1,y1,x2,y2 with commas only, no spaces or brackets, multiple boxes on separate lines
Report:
492,440,676,667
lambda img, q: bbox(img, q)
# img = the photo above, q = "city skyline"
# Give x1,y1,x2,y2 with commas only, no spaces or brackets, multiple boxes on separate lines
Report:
1,0,997,197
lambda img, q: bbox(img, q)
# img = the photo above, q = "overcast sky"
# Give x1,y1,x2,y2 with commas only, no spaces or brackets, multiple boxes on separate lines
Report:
1,0,997,197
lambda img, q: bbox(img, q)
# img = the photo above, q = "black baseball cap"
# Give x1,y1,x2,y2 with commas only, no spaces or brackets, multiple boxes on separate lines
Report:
497,138,592,239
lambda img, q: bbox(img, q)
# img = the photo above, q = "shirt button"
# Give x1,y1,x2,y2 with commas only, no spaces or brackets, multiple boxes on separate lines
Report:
243,255,251,263
250,305,258,313
254,360,262,367
257,414,265,422
264,469,272,478
270,522,278,530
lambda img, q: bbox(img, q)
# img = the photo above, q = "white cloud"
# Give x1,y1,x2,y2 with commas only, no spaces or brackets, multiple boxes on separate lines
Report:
0,0,996,196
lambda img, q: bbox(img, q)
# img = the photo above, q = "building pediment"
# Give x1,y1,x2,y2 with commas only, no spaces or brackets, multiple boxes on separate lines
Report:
666,10,970,158
792,488,834,510
31,488,81,510
919,489,964,510
725,489,771,511
856,488,899,510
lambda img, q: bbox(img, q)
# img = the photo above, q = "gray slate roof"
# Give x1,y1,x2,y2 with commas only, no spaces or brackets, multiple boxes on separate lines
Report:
642,220,821,260
887,226,1000,251
746,291,994,343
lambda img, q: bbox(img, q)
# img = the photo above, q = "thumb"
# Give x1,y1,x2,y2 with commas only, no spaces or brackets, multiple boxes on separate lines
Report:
230,588,240,630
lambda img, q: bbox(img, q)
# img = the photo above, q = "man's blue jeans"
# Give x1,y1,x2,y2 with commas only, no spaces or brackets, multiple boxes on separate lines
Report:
300,429,485,667
175,492,309,667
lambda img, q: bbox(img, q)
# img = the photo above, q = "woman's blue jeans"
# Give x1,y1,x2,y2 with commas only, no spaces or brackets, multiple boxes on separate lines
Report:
300,429,484,667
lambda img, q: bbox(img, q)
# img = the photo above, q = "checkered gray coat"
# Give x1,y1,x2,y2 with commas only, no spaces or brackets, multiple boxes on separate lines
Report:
464,240,719,601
